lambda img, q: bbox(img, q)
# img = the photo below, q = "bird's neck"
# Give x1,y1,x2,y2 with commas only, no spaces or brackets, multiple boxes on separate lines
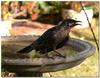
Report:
59,25,71,31
57,25,71,37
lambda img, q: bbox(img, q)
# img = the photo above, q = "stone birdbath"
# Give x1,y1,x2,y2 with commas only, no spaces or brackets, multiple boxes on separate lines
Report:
1,35,95,77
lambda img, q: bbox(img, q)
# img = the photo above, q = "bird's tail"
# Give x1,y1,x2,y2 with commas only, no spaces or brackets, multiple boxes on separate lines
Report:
17,45,34,53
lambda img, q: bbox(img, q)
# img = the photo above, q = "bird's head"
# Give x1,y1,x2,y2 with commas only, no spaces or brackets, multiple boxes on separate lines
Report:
59,19,82,28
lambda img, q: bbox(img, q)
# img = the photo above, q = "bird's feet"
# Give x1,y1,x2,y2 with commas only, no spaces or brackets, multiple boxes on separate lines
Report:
54,50,66,58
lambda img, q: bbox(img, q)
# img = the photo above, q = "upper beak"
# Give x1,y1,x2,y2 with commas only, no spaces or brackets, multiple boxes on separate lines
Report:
75,21,82,26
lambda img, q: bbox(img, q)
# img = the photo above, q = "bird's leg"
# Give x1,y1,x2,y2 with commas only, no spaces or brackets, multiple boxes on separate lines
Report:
54,50,66,58
53,46,66,58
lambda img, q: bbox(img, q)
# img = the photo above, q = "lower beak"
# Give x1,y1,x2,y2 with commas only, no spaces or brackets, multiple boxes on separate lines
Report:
75,21,82,25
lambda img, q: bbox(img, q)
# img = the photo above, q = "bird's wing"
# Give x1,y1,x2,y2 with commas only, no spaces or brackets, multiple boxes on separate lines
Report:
31,25,70,52
32,26,58,48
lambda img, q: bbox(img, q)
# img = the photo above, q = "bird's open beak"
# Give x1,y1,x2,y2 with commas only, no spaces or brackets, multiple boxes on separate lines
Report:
75,21,82,26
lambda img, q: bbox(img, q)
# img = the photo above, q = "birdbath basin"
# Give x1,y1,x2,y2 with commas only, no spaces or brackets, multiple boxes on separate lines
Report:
1,35,95,77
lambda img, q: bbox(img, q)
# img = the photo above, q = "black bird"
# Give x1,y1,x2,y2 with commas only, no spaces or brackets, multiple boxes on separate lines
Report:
17,19,81,57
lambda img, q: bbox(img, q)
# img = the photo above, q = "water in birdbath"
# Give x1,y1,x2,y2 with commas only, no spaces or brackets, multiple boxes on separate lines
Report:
2,43,78,59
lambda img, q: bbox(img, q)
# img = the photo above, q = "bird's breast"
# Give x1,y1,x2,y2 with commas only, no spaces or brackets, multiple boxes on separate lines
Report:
53,29,70,44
